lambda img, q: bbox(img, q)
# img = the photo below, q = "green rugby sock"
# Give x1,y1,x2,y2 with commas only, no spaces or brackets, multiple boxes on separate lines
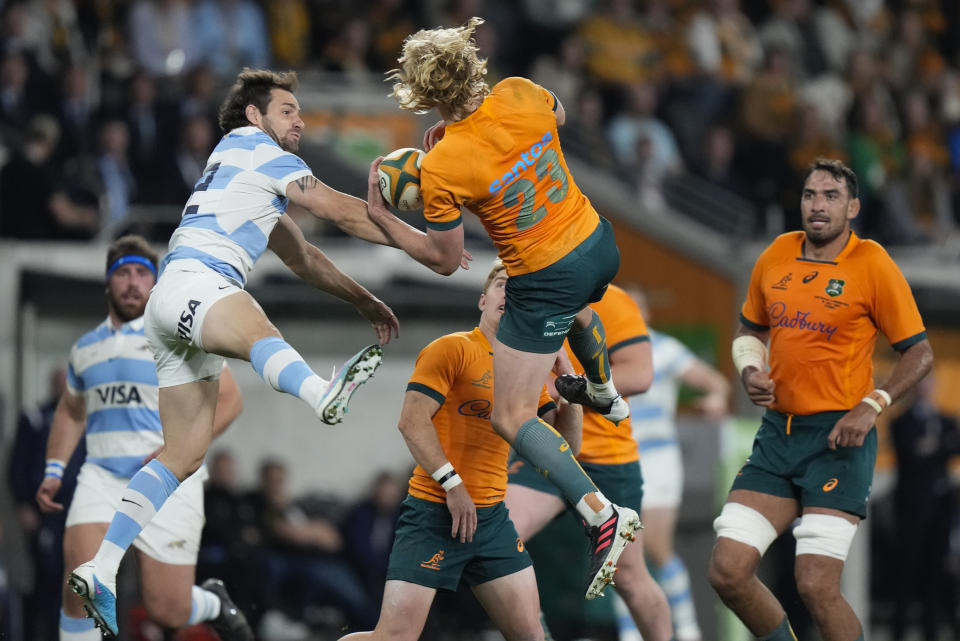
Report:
568,310,611,385
757,616,797,641
513,417,598,507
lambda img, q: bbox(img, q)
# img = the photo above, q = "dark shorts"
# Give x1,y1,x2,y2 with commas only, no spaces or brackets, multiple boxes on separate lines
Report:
497,216,620,354
508,455,644,513
386,495,532,591
730,409,877,518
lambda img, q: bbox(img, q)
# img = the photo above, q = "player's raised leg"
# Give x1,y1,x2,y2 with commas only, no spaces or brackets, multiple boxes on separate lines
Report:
557,307,629,422
491,342,639,599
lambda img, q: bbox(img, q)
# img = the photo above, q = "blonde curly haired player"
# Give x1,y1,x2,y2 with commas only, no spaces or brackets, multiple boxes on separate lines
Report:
387,17,490,121
364,17,643,605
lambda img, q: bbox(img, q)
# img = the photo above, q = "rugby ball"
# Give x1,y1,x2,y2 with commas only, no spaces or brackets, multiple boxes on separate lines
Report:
378,147,424,211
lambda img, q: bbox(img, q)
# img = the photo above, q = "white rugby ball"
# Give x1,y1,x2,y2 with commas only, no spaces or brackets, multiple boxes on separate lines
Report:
378,147,425,211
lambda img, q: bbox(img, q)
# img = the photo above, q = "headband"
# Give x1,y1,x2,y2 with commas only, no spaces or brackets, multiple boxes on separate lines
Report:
106,255,157,280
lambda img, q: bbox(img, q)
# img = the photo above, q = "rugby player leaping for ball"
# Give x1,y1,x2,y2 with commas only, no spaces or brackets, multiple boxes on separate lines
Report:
365,17,640,600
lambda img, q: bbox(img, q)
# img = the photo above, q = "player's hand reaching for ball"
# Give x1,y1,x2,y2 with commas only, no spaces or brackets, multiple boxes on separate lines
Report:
356,295,400,345
423,120,446,151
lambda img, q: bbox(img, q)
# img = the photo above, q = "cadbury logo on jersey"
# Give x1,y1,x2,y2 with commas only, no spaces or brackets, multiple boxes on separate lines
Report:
96,384,143,405
768,302,838,341
458,399,491,420
487,131,554,195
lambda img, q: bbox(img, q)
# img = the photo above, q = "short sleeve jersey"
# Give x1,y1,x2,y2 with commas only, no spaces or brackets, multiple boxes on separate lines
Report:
565,285,649,465
66,317,163,478
421,77,600,276
741,231,926,415
406,328,555,506
162,126,312,286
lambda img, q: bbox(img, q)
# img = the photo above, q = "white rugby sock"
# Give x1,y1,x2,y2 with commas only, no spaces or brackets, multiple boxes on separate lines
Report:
188,585,222,623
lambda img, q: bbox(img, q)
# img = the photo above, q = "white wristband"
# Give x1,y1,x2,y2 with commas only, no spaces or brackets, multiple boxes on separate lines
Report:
874,389,892,407
45,459,66,479
732,335,768,375
441,474,463,492
431,462,455,482
861,396,883,414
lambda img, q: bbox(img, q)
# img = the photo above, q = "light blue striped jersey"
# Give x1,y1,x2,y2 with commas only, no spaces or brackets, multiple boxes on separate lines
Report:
629,329,695,442
66,316,162,478
161,126,313,285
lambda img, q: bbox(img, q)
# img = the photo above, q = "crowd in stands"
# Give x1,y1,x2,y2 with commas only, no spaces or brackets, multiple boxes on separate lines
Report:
1,0,959,246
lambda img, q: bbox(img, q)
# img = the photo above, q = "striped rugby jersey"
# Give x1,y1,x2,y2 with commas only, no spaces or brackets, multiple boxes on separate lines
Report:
628,329,695,444
66,316,162,478
161,126,313,286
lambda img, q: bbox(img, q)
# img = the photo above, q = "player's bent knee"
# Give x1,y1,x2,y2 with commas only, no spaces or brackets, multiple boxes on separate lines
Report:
713,503,778,556
793,513,858,562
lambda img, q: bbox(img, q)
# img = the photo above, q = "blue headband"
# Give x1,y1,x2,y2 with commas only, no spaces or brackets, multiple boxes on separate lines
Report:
106,255,157,280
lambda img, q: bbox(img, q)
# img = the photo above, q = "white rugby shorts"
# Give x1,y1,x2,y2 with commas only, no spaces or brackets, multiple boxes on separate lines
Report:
66,462,207,565
145,267,240,387
637,439,684,509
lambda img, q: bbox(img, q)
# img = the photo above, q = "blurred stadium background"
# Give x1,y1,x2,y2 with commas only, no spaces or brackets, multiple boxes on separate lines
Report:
1,1,959,640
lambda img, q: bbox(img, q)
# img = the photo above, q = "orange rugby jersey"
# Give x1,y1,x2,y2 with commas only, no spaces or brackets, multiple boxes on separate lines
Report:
741,231,926,416
421,76,599,275
406,327,555,506
564,285,649,465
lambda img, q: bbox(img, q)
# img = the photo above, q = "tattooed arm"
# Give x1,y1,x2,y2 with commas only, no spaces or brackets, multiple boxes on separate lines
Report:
285,174,400,246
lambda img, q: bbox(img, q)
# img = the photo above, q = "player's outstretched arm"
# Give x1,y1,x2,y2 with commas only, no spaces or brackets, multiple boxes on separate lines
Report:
36,391,86,513
366,158,465,275
285,173,398,246
398,390,478,542
269,214,399,345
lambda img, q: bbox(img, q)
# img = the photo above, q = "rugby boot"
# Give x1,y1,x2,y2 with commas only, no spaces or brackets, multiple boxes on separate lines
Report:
316,344,383,425
68,562,118,638
201,578,254,641
555,374,630,423
584,505,642,600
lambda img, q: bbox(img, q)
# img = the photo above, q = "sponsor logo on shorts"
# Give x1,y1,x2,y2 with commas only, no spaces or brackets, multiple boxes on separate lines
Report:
822,478,839,492
458,399,491,420
420,550,445,570
167,540,187,549
516,538,524,553
508,459,524,475
543,313,577,338
176,299,202,341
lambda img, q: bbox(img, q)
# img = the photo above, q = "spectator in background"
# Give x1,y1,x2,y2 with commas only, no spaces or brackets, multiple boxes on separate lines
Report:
53,63,96,163
0,115,99,239
689,123,753,205
7,366,86,641
162,115,216,205
193,0,270,79
561,86,620,176
116,70,179,202
70,118,136,235
127,0,199,78
321,17,374,77
890,375,960,641
845,92,906,238
686,0,762,88
529,34,586,116
178,64,220,134
578,0,667,86
251,459,377,632
341,471,403,606
607,80,683,193
264,0,311,68
0,49,39,145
